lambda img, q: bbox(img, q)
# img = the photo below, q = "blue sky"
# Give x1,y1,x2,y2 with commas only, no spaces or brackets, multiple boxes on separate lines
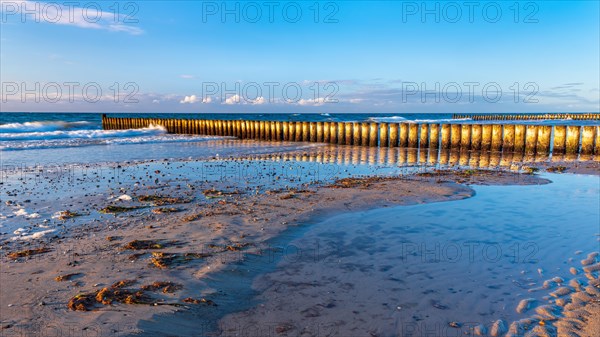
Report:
1,0,599,113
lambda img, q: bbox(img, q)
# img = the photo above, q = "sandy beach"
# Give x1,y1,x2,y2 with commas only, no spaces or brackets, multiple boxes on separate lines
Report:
2,144,598,336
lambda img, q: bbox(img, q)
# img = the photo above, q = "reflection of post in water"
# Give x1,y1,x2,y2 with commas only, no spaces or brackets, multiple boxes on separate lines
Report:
419,148,428,164
500,152,513,168
398,148,407,166
378,147,388,165
429,148,439,166
489,152,501,167
439,149,450,166
449,150,460,166
459,150,470,166
387,148,398,165
407,148,418,165
478,151,490,168
469,150,480,168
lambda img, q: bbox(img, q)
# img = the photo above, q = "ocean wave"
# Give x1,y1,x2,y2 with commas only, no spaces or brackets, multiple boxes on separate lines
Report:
0,125,166,141
368,116,407,122
0,121,93,133
0,133,231,151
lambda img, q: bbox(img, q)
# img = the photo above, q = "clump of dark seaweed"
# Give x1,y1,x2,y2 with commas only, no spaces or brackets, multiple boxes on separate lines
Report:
183,297,217,306
99,205,146,214
124,239,166,250
137,195,193,206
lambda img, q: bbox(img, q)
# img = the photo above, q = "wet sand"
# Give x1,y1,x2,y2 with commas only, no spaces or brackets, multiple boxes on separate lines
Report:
0,149,597,337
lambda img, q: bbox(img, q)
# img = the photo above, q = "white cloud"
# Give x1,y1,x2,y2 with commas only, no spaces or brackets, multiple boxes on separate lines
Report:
180,95,200,104
152,99,160,104
180,74,195,79
252,96,266,104
224,94,242,105
298,98,326,106
202,96,213,104
0,0,143,35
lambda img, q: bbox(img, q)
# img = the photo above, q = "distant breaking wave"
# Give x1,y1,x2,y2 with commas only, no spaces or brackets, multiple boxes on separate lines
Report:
0,121,93,133
0,125,167,141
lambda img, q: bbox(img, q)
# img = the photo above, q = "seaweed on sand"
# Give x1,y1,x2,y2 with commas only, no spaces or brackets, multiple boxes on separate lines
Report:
99,205,146,214
137,195,193,206
124,240,167,250
149,252,211,269
68,279,184,311
7,247,51,259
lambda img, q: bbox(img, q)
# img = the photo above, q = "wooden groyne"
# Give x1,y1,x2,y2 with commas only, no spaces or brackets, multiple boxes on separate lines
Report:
453,113,600,121
102,115,600,156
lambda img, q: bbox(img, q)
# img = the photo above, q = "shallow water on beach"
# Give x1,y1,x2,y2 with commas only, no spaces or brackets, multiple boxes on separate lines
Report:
233,173,598,336
135,173,599,337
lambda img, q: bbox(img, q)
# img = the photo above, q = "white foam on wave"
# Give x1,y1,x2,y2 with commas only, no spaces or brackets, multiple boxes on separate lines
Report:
0,124,166,141
0,121,92,133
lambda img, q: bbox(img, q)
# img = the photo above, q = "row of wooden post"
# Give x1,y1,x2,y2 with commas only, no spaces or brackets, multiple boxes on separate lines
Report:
454,113,600,121
102,115,600,155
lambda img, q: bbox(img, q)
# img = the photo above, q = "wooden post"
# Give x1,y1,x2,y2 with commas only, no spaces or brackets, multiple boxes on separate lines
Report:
353,122,362,146
275,121,282,141
316,122,324,142
566,126,581,154
408,123,419,148
514,124,526,153
536,125,552,154
595,126,600,155
253,121,260,139
481,124,492,151
491,124,503,152
300,122,308,142
309,122,317,142
361,123,369,146
337,122,345,145
440,124,451,149
399,123,409,147
502,124,515,152
525,125,538,154
379,123,389,147
419,124,429,148
450,124,461,149
323,122,330,143
369,122,378,147
429,123,440,149
389,123,399,147
329,122,337,144
460,124,471,149
345,123,353,145
580,126,595,154
552,125,566,154
470,124,482,150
